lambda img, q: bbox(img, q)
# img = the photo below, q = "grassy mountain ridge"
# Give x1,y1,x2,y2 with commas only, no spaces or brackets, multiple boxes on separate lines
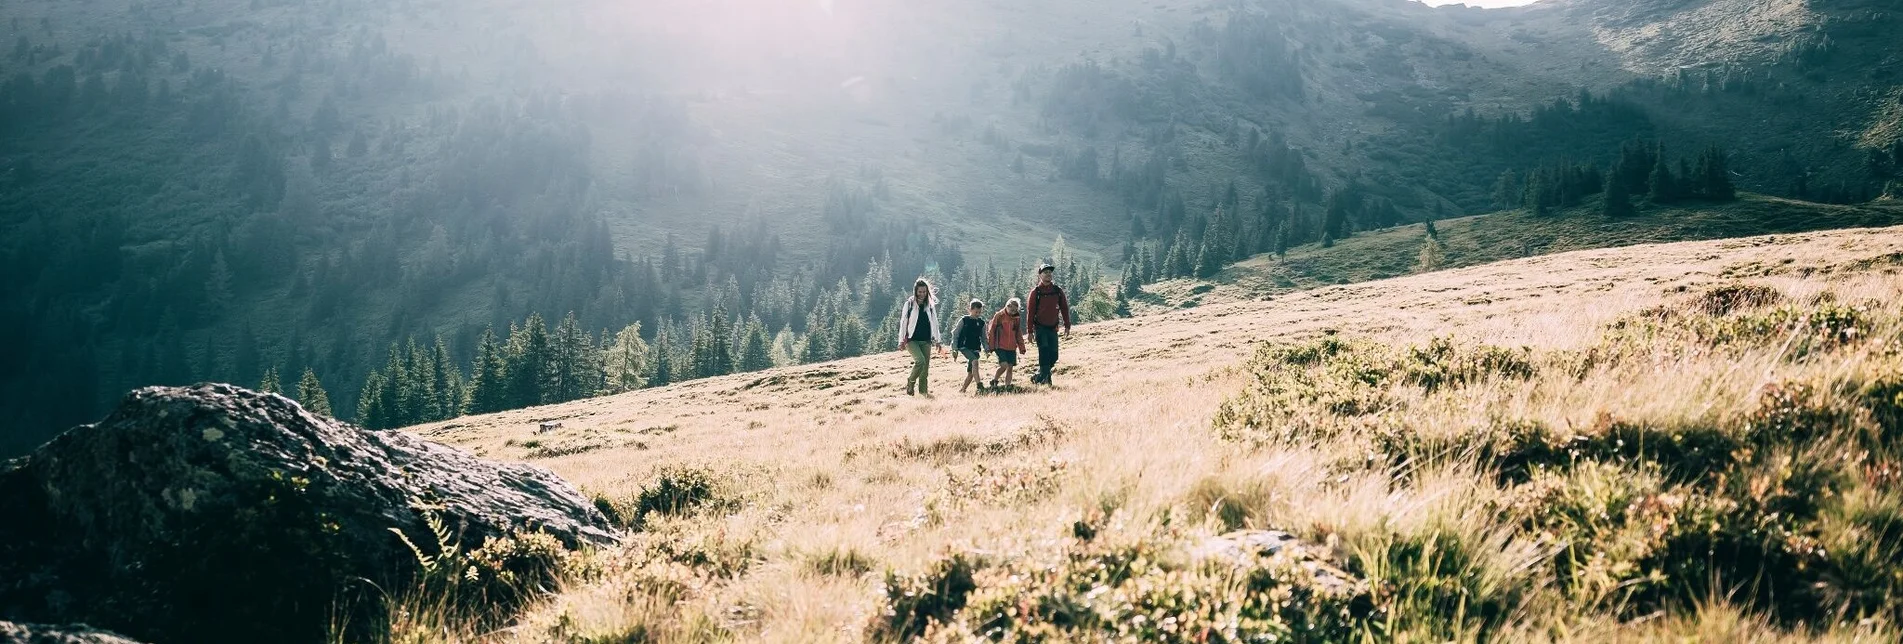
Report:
1137,194,1903,311
397,225,1903,641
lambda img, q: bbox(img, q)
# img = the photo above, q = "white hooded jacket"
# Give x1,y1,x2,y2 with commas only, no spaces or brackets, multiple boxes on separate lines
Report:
897,296,941,345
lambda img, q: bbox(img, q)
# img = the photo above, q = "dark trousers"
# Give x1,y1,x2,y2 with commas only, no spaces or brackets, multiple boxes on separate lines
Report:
1034,324,1059,384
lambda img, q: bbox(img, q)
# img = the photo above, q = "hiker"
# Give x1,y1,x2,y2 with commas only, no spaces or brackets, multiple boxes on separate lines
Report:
896,278,942,396
1026,264,1071,386
952,299,988,393
988,297,1027,389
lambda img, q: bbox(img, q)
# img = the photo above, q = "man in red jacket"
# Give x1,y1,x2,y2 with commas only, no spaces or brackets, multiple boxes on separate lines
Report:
1025,264,1071,386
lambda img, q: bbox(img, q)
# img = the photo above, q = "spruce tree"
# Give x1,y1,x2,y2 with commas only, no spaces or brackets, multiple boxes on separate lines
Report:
259,366,282,394
1603,170,1635,218
296,368,332,417
1164,229,1192,277
1648,152,1677,203
548,312,598,403
378,344,413,427
431,338,461,418
832,314,868,359
1194,207,1233,278
357,371,387,429
468,328,510,414
649,326,676,387
401,339,433,424
739,316,773,373
707,306,735,377
507,314,551,407
1699,145,1735,201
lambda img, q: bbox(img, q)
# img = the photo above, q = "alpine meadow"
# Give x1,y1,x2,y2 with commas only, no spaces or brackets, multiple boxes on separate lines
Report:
3,0,1903,642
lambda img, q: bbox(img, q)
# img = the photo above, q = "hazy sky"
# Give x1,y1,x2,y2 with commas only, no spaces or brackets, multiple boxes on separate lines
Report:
1417,0,1542,7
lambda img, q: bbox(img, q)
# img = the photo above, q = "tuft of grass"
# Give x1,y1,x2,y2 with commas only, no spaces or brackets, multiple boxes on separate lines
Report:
595,466,734,531
803,546,878,578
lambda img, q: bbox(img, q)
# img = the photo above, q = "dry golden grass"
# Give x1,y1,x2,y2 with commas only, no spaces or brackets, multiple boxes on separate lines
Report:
399,226,1903,643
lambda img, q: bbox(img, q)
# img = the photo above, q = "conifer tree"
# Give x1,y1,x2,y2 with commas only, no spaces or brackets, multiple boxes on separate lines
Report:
1603,170,1635,217
739,316,773,373
431,338,461,418
1415,235,1446,273
357,371,387,429
259,366,282,394
602,322,649,394
1193,223,1225,279
546,312,598,403
800,320,831,364
401,339,434,424
506,314,551,407
468,328,510,414
1164,228,1193,277
1648,151,1677,203
832,313,868,359
1697,145,1735,201
649,326,676,387
707,306,734,377
296,368,332,417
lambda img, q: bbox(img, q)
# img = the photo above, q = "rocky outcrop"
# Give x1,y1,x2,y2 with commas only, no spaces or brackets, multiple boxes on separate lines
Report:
0,622,144,644
0,384,617,644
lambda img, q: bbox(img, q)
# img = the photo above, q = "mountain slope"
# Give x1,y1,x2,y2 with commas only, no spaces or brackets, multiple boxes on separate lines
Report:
5,0,1902,452
409,225,1903,641
1137,194,1903,311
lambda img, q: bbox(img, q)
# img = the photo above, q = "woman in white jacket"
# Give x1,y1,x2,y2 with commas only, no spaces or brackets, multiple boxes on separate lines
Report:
897,278,942,396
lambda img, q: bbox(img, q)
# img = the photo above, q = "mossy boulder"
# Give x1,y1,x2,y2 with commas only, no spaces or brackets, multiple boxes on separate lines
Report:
0,384,617,644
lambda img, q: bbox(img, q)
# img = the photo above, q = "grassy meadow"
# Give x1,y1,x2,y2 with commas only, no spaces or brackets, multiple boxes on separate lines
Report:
1137,196,1903,313
372,224,1903,642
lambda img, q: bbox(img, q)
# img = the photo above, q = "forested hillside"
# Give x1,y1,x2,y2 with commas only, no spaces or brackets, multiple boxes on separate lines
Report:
3,0,1900,454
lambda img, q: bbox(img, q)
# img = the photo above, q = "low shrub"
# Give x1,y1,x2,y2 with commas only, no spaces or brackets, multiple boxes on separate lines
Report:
949,537,1371,643
873,553,980,642
1693,283,1784,316
595,466,733,531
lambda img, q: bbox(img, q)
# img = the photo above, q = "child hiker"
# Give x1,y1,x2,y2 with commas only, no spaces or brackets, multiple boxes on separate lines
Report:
987,297,1027,389
952,299,988,393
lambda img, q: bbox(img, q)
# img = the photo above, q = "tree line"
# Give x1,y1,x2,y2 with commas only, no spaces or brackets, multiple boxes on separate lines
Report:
1491,140,1738,218
341,237,1112,429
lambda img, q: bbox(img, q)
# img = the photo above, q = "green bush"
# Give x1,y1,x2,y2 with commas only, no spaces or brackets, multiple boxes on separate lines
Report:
873,553,981,642
596,466,731,531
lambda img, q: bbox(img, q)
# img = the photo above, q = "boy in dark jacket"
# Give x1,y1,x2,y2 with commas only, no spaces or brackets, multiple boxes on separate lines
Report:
1026,264,1071,386
953,299,988,393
